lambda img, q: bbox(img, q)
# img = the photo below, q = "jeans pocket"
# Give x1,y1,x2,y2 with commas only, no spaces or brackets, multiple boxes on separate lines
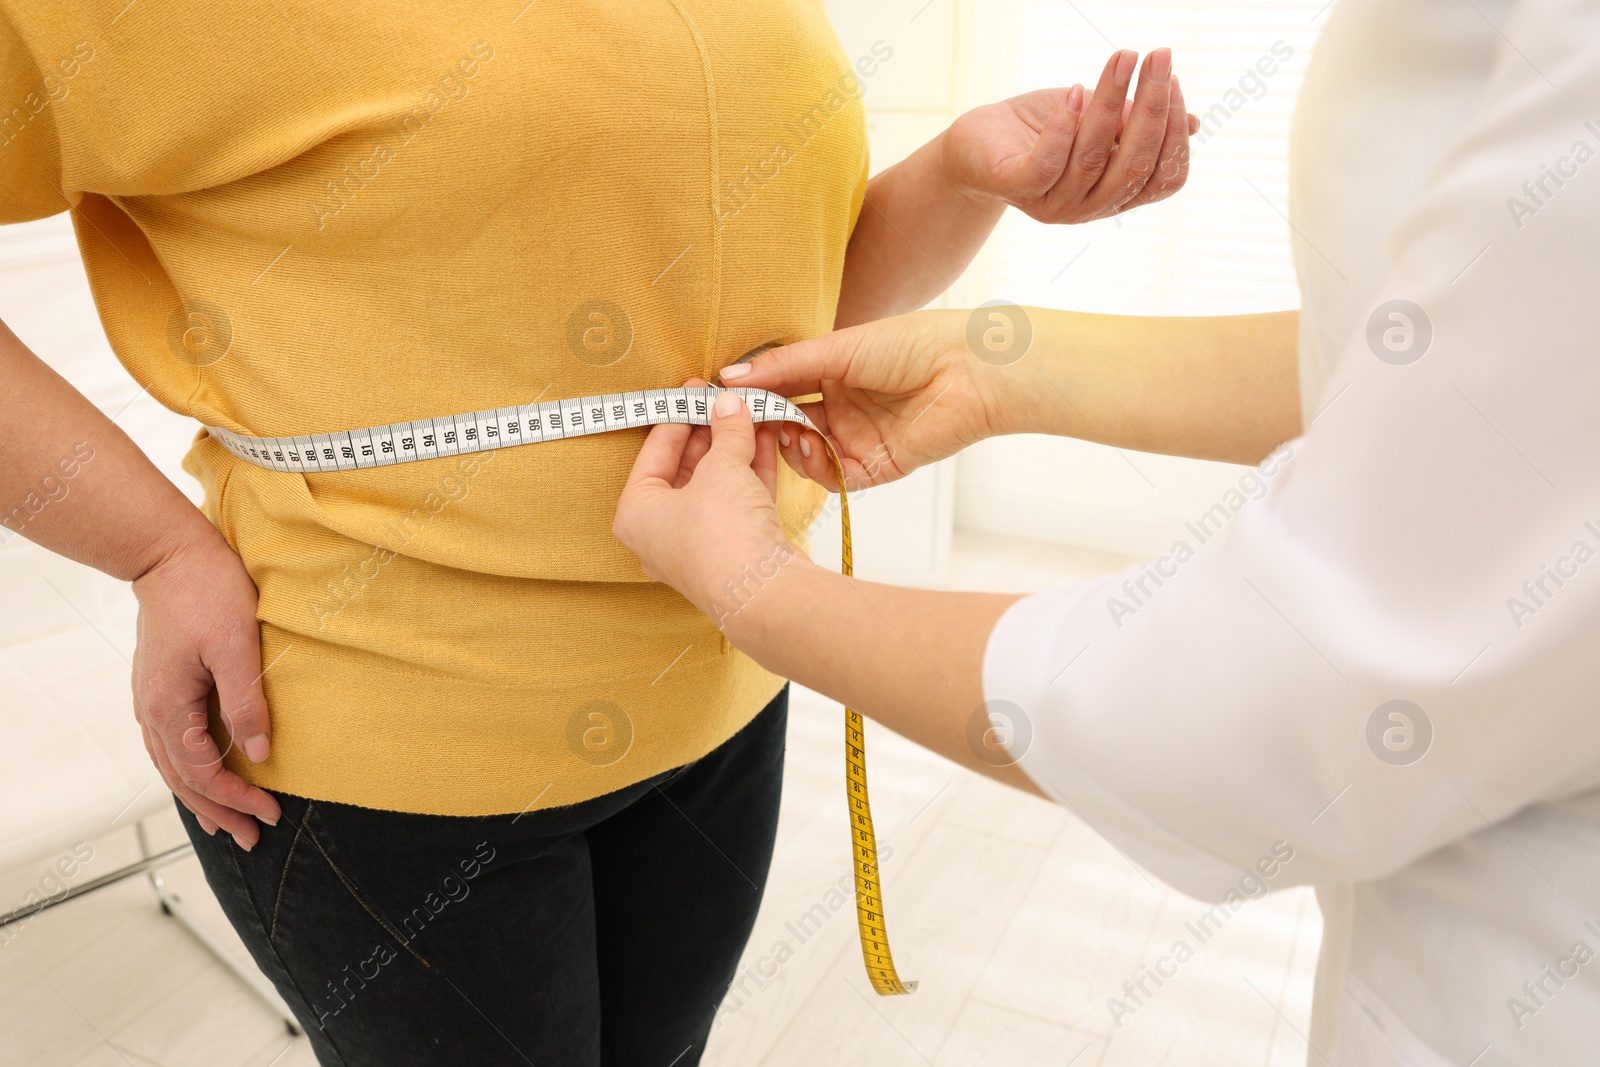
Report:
288,801,432,969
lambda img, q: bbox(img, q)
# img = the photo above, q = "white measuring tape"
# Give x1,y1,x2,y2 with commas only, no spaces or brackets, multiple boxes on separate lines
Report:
205,387,813,473
207,385,918,995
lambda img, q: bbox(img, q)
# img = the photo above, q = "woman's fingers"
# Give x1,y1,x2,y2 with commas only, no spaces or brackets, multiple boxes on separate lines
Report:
676,425,714,487
1049,50,1137,209
1128,73,1192,209
207,614,270,765
135,642,283,831
129,536,286,850
141,718,261,847
1100,48,1175,200
794,399,831,439
753,424,779,500
723,328,867,396
1013,84,1085,195
797,428,836,487
628,377,716,490
625,419,695,491
668,379,714,486
775,425,842,492
777,424,822,489
164,710,283,828
177,782,260,848
1072,89,1131,136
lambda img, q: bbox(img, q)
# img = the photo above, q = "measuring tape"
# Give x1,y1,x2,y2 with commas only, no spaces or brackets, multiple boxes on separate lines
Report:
206,385,917,996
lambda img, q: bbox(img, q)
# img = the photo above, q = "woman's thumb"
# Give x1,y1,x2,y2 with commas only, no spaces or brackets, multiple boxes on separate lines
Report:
708,390,757,466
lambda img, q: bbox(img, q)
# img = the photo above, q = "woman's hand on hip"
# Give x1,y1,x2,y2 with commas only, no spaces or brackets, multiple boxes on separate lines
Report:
719,311,1019,492
131,528,281,849
615,385,807,627
943,47,1196,223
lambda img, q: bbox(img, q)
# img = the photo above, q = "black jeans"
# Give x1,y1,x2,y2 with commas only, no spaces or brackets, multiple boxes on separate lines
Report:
180,686,789,1066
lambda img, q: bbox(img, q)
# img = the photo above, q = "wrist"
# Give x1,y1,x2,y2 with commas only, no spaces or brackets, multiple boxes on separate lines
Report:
980,309,1068,437
938,306,1042,440
982,356,1054,437
934,129,1009,214
130,509,233,595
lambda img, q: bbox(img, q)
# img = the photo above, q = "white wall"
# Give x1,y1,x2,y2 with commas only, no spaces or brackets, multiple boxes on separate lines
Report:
810,0,992,585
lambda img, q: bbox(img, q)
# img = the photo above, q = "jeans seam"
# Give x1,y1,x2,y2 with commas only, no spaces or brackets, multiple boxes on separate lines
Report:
225,832,352,1067
660,757,700,789
268,817,306,944
299,801,433,969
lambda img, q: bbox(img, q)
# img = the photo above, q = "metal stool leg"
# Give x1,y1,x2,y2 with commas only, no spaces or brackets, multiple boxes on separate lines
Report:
136,823,301,1036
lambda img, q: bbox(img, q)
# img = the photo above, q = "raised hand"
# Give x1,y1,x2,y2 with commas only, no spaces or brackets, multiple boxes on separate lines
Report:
942,48,1195,223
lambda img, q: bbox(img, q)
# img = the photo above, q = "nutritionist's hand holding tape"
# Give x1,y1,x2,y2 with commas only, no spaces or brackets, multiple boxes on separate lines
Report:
614,383,918,995
719,310,1016,495
613,382,794,621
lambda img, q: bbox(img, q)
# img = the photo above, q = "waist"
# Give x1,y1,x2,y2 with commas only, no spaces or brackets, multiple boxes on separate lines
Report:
192,432,824,586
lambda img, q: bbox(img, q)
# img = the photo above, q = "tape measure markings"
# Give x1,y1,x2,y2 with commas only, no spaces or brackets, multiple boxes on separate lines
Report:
206,388,806,473
205,385,917,996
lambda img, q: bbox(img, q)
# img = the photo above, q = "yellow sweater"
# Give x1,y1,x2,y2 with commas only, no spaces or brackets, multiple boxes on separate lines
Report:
1,1,870,814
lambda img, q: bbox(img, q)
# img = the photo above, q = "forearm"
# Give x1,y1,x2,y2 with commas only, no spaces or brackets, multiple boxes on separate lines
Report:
718,555,1042,795
993,307,1302,465
834,133,1005,328
0,319,216,580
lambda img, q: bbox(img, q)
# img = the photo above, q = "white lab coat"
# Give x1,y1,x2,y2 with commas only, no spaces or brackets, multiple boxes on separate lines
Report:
983,0,1600,1062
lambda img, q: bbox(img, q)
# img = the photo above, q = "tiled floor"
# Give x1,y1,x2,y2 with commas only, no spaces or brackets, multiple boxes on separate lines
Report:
0,529,1320,1066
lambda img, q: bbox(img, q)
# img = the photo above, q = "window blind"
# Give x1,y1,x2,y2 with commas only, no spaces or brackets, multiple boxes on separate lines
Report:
975,1,1329,316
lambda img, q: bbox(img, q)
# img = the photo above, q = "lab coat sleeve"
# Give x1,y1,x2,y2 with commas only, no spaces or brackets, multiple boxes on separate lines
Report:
983,0,1600,900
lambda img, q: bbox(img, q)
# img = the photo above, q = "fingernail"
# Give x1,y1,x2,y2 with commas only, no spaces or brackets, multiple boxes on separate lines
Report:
1115,50,1137,88
1149,47,1171,83
714,390,742,417
779,430,791,447
261,807,281,828
799,437,812,459
236,835,255,853
1066,83,1084,111
242,734,270,763
719,363,752,380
